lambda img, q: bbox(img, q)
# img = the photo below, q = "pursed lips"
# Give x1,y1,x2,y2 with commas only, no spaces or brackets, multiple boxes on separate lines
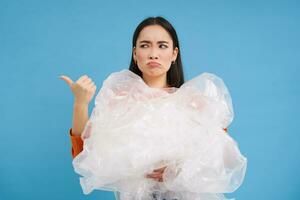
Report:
147,61,161,67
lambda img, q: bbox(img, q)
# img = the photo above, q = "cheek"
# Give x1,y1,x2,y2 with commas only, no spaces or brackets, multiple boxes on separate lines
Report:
161,51,173,62
136,51,147,62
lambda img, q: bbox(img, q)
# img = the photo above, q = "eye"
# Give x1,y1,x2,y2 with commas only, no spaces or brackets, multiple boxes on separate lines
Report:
160,44,168,49
140,44,148,48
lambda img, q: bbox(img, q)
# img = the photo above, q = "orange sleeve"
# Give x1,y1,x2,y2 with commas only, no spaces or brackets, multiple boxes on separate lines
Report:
69,128,83,159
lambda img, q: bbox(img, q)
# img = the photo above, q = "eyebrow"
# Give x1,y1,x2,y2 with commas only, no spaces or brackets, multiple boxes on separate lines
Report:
139,40,169,44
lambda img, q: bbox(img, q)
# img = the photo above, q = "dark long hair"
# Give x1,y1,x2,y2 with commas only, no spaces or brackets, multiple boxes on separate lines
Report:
129,16,185,88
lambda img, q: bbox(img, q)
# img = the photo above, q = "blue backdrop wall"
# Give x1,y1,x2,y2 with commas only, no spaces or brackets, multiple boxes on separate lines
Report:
0,0,299,199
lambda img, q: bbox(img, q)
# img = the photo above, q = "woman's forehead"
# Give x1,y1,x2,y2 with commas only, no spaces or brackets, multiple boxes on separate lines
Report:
137,25,172,43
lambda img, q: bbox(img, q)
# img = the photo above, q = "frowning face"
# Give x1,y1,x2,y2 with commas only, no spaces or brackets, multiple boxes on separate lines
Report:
133,25,178,81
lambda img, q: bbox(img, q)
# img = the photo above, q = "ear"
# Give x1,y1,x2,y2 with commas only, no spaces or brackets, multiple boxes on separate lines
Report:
172,47,179,61
133,46,136,61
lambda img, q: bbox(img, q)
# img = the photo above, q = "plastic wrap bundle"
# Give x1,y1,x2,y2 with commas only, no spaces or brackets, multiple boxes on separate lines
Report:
72,69,247,200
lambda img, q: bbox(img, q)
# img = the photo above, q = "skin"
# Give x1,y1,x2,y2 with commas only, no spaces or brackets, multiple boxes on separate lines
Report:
60,75,96,136
60,24,179,182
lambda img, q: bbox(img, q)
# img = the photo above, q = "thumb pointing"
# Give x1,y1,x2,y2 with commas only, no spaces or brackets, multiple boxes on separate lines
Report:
60,75,73,87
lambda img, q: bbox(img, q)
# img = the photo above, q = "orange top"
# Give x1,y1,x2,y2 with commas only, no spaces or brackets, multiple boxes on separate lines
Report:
70,128,228,158
69,128,84,158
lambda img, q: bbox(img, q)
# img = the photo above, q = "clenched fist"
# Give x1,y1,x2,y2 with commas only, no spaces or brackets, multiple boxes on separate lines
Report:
60,74,97,105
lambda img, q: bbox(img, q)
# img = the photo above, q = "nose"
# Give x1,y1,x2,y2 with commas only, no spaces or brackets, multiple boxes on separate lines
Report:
149,49,159,59
149,55,158,59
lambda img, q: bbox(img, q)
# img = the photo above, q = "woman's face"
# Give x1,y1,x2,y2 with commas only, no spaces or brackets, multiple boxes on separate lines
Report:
133,25,178,80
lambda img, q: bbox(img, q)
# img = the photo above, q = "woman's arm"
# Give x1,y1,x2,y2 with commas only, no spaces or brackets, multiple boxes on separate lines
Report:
70,128,84,158
60,74,96,136
72,102,89,136
60,74,97,158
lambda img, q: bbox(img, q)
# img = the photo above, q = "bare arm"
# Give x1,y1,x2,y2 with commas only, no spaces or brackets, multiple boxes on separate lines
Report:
60,74,97,136
72,102,89,136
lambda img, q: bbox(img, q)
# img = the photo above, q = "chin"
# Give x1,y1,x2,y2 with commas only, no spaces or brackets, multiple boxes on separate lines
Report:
141,67,169,77
144,70,167,78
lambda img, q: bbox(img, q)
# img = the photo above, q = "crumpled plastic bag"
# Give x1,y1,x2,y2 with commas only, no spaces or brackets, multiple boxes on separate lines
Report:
72,69,247,200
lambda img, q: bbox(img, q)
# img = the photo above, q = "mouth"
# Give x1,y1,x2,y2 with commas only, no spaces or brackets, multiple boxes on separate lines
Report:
147,62,161,67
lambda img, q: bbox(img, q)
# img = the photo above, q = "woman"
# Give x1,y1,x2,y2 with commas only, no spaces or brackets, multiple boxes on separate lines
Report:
61,16,246,200
62,16,185,181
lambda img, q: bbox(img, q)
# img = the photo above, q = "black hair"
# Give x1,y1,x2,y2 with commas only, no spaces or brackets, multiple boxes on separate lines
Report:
129,16,185,88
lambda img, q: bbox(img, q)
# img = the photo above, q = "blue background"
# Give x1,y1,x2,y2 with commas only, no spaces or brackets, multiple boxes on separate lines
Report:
0,0,299,199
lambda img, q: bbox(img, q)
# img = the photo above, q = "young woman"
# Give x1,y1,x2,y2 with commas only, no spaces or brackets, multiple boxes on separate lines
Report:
61,16,246,200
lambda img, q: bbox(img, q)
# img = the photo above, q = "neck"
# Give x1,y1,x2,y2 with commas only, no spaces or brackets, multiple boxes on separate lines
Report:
143,73,169,88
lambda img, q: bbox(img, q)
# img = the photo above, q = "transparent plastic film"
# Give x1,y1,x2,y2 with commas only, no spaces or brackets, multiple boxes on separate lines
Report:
72,69,247,200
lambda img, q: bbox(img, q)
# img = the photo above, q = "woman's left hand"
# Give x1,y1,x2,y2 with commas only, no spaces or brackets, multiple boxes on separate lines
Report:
145,166,167,182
